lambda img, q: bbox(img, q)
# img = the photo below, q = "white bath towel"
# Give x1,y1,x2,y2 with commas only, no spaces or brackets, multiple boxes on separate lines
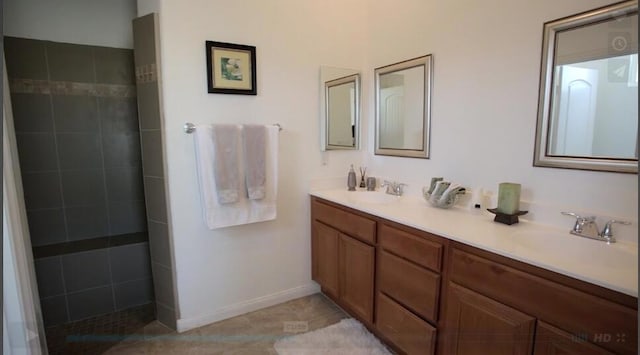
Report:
242,124,266,200
194,124,279,230
212,124,241,204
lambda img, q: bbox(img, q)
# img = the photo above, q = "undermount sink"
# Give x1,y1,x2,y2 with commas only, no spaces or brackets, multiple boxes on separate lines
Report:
509,230,638,273
346,190,401,205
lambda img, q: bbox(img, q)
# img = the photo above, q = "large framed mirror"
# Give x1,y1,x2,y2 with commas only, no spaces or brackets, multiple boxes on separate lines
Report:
375,55,432,158
534,1,638,173
319,66,360,151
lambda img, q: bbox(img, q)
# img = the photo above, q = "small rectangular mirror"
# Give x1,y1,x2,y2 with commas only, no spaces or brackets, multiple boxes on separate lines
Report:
534,0,638,173
320,67,360,151
375,55,432,158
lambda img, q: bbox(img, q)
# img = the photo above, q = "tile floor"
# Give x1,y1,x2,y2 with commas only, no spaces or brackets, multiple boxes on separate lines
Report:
48,293,348,354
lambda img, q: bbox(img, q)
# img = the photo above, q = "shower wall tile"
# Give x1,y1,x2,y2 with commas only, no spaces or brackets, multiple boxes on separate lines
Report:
52,95,99,132
94,47,135,85
143,177,167,223
140,130,164,177
15,133,58,172
151,262,175,308
46,42,95,83
156,303,177,330
136,83,161,129
60,169,106,207
62,249,110,292
34,257,65,298
114,278,154,310
27,209,67,246
132,15,156,67
4,37,48,80
10,93,54,132
148,221,170,265
21,172,63,209
65,206,109,240
56,133,102,169
40,296,69,326
67,286,115,321
99,97,139,134
105,167,144,202
108,201,147,235
102,132,142,168
109,242,152,283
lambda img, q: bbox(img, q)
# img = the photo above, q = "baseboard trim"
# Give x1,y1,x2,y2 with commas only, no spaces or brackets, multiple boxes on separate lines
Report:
176,283,321,332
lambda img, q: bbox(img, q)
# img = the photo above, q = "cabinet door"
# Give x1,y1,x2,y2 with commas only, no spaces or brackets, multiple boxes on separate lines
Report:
339,233,375,323
441,282,536,355
312,221,339,298
534,322,614,355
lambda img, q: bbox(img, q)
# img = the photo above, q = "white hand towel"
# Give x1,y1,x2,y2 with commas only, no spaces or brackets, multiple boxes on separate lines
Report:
194,124,279,230
242,124,266,200
212,124,241,204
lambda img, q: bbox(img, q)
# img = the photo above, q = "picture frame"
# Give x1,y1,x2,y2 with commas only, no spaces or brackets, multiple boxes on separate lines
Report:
206,41,257,95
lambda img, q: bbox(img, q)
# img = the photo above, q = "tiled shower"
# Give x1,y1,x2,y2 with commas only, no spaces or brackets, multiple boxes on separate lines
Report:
5,37,155,327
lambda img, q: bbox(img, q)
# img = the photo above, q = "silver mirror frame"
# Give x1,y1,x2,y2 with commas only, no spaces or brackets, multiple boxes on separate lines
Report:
375,55,433,159
324,74,360,150
533,0,638,174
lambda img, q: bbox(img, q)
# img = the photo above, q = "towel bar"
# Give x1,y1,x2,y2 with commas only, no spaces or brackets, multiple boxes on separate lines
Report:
184,122,282,134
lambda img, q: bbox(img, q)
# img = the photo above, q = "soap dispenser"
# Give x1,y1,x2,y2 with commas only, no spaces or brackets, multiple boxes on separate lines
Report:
347,165,357,191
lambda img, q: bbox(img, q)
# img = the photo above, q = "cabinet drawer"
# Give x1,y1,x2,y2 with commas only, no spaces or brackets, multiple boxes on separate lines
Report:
378,250,440,322
450,248,637,355
312,200,376,244
376,292,436,355
379,223,442,272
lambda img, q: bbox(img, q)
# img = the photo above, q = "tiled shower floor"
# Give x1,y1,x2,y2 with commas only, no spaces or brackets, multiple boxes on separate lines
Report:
45,293,347,354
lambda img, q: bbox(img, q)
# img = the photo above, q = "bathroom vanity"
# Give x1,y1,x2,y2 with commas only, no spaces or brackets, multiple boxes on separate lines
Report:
310,191,637,355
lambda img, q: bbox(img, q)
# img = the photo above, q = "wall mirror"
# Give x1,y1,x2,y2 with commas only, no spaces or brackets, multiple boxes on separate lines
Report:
319,66,360,151
534,0,638,173
375,55,432,158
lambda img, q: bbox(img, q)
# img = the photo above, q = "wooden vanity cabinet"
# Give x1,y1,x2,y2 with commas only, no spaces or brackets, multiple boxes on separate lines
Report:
311,198,375,323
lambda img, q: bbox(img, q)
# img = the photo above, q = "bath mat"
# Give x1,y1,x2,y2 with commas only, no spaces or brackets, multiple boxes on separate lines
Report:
273,318,391,355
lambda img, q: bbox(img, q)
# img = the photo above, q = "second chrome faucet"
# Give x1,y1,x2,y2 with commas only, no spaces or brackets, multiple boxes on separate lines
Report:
561,212,630,244
381,181,406,196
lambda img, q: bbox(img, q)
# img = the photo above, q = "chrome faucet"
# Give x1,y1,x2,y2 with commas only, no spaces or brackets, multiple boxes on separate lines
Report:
381,181,406,196
561,212,631,244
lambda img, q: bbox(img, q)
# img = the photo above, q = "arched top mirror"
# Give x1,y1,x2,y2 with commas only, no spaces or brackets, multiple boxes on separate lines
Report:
534,0,638,173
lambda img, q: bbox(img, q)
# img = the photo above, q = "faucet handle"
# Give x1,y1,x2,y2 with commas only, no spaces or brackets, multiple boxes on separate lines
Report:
561,212,595,222
601,219,631,238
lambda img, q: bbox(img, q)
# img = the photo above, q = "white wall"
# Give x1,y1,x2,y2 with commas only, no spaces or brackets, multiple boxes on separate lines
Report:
363,0,637,231
154,0,367,329
153,0,637,329
4,0,137,48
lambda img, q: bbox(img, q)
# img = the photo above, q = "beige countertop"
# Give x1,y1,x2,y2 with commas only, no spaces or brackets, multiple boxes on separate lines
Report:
310,188,638,297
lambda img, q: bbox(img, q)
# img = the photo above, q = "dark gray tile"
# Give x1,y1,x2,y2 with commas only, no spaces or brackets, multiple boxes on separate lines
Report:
99,97,139,134
136,82,160,129
10,93,54,133
105,167,144,202
102,132,142,168
60,169,106,207
109,243,151,283
148,221,171,265
27,209,67,246
21,172,63,209
109,232,148,247
94,47,135,84
67,286,115,321
114,278,154,310
15,133,58,172
57,133,102,169
62,249,110,292
155,303,176,330
144,177,167,223
65,206,109,240
4,37,48,80
151,262,174,307
46,42,95,83
108,201,147,235
132,15,157,67
140,130,164,177
40,295,69,326
52,95,99,133
34,257,65,298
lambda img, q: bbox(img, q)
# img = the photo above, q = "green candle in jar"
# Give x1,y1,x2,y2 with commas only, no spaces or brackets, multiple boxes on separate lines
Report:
497,182,521,215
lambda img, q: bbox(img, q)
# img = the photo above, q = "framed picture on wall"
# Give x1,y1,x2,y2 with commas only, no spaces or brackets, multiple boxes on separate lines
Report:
206,41,257,95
